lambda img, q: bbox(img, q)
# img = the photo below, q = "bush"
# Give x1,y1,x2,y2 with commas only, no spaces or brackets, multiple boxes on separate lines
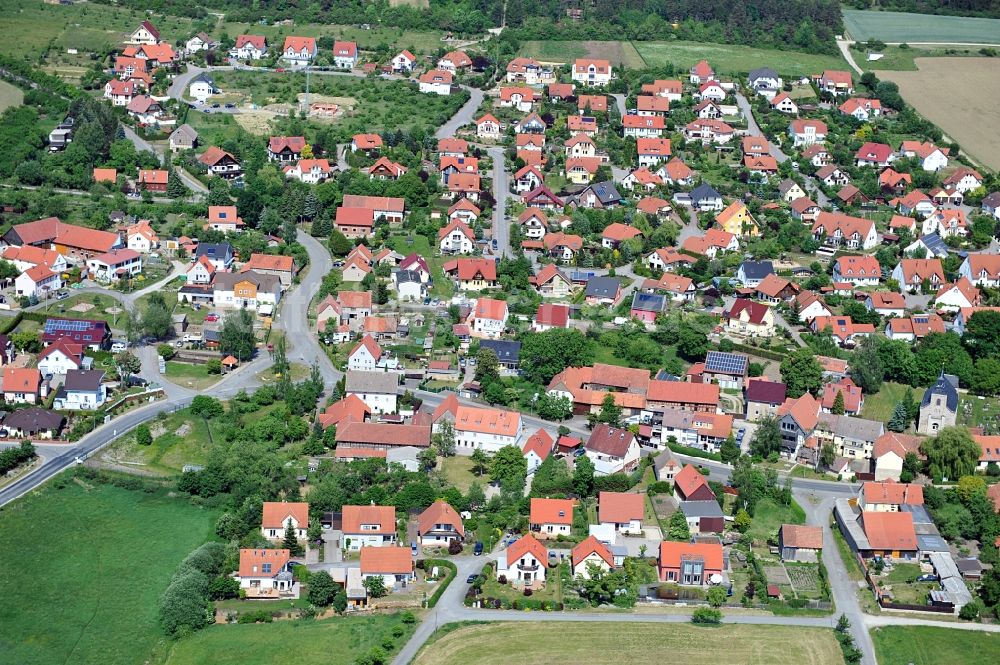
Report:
448,539,463,555
159,569,210,636
307,570,337,607
691,607,722,624
157,343,175,360
399,610,416,624
236,610,274,624
647,480,672,494
423,559,457,608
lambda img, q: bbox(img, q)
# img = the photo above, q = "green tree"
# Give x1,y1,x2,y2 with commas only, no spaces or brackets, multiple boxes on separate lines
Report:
363,574,388,598
272,335,289,378
308,571,337,606
831,390,846,415
332,590,348,613
667,510,690,541
519,328,594,385
283,520,303,556
573,454,595,497
220,309,256,361
692,607,721,624
114,350,141,383
780,348,823,397
963,310,1000,360
920,427,982,481
474,348,500,383
470,448,490,476
489,445,528,494
888,403,909,432
677,325,708,361
971,357,1000,396
135,424,153,446
749,416,782,458
191,395,224,418
432,420,456,457
901,451,922,482
329,230,352,256
141,292,172,340
719,434,740,464
820,442,836,468
596,393,622,427
707,585,727,607
734,508,752,532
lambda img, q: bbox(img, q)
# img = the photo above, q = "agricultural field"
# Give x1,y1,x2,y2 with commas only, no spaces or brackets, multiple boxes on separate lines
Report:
634,41,847,77
842,10,1000,45
164,614,415,665
870,625,1000,665
219,21,445,54
413,622,844,665
860,44,989,71
0,0,200,59
521,40,646,68
0,79,24,113
880,58,1000,171
0,479,218,665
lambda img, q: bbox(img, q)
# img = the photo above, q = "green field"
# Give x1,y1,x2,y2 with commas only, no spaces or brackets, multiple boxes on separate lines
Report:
521,40,646,68
164,614,415,665
414,622,844,665
843,9,1000,45
860,44,990,71
35,293,125,325
860,381,911,423
0,79,24,112
104,407,216,475
634,41,847,77
221,21,444,54
0,478,218,665
871,626,1000,665
0,0,199,58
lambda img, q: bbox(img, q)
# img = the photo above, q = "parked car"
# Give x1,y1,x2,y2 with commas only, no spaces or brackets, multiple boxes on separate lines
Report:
473,541,484,556
110,341,127,353
224,103,236,109
127,376,149,387
466,574,478,584
204,313,219,322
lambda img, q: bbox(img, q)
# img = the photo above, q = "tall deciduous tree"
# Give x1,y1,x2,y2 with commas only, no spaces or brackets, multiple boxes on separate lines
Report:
749,416,782,458
920,427,982,481
780,348,823,397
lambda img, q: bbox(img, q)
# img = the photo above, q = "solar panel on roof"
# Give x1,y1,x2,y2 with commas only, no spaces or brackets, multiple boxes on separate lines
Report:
705,351,748,374
44,319,93,333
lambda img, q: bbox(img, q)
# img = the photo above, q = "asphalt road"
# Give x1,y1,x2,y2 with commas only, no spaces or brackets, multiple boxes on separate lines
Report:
435,86,485,140
487,146,511,257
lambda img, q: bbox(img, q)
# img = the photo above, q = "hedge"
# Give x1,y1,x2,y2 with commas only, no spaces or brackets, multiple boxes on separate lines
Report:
421,558,457,609
666,442,722,463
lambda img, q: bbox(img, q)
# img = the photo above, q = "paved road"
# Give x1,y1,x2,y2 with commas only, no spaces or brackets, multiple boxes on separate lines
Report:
435,86,484,140
734,92,830,207
611,93,627,117
487,146,512,257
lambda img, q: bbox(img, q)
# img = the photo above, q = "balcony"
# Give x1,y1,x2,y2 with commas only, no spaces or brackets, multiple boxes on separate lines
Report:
517,562,540,572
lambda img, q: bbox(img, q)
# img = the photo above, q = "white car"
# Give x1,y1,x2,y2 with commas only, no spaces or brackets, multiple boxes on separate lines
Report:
110,341,127,353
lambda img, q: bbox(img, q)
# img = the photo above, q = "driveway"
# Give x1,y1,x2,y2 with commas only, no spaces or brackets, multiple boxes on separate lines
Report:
322,529,343,563
435,85,484,139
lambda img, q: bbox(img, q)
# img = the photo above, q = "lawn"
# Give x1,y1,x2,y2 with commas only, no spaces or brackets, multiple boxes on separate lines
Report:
0,79,24,113
0,479,218,665
165,360,221,391
634,40,847,77
165,614,415,665
860,381,911,423
870,626,1000,665
413,622,843,665
842,9,1000,45
746,497,805,544
438,455,480,492
35,293,125,326
480,562,565,604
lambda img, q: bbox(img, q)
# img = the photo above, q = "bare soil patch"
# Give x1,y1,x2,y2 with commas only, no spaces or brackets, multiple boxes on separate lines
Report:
234,111,276,135
880,58,1000,170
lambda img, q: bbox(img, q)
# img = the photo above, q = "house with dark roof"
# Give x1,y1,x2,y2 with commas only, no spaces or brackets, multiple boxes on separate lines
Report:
699,351,749,390
689,183,724,211
195,242,235,270
584,276,622,305
571,181,622,209
585,424,640,475
918,372,958,435
53,369,106,410
735,260,774,287
746,379,787,421
478,340,521,374
2,407,65,439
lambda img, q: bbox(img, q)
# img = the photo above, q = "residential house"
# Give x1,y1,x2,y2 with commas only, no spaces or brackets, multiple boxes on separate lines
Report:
438,220,475,254
748,67,782,94
470,297,508,338
137,169,169,192
417,500,464,547
281,36,317,67
360,547,414,589
261,502,309,541
572,536,615,579
658,541,724,586
345,370,399,414
811,212,879,250
530,498,574,539
522,429,554,473
86,249,142,282
341,505,397,550
724,299,775,337
736,260,774,287
658,158,694,186
821,377,864,415
530,264,572,298
41,318,109,351
777,392,821,458
499,86,535,112
129,21,160,45
518,207,549,239
796,291,833,323
195,242,234,270
788,119,828,147
811,316,876,347
2,367,43,404
188,73,216,102
865,291,906,317
770,92,799,114
899,141,948,171
169,124,197,152
198,146,242,179
873,432,924,482
746,379,787,421
684,119,734,144
15,264,61,299
697,350,749,390
816,165,851,188
959,254,1000,288
212,271,281,314
622,115,665,138
532,303,570,331
818,70,854,96
885,314,946,342
584,276,621,305
839,97,882,121
238,549,293,594
755,274,799,303
352,133,383,155
572,58,612,86
496,535,547,587
445,258,497,291
598,491,644,535
601,223,643,249
332,41,358,69
572,181,622,209
689,60,714,84
125,220,158,253
636,138,672,168
892,258,945,293
419,70,453,95
36,340,86,376
432,394,523,454
448,198,480,225
3,408,64,440
585,424,640,476
681,500,726,534
934,278,980,312
834,255,881,286
716,201,759,238
943,167,983,194
637,95,670,116
437,51,472,72
230,35,268,60
689,183,724,211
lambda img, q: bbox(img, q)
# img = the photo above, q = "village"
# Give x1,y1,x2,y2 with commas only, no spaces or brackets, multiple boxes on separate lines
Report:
2,5,1000,665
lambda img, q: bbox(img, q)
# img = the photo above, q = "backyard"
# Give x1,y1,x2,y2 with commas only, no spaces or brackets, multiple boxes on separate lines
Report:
164,614,416,665
860,381,911,423
520,40,646,68
388,234,454,299
35,293,126,326
747,497,806,544
870,625,1000,665
413,622,844,665
438,455,480,493
0,478,219,665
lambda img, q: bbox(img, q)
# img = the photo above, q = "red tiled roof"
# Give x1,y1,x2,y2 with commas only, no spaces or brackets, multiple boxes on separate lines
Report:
360,546,413,575
506,534,547,564
417,500,464,538
342,505,396,534
781,524,823,549
598,491,643,524
863,481,924,506
862,511,917,551
673,464,711,499
572,535,614,568
530,498,574,525
262,501,308,530
239,548,289,578
659,541,723,570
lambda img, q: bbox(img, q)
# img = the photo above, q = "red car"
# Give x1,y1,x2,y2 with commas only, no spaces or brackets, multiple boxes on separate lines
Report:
275,67,285,72
204,313,219,322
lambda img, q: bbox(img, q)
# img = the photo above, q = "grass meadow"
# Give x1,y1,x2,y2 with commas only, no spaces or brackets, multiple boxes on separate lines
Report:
634,41,846,77
843,10,1000,45
413,622,844,665
0,478,218,665
870,626,1000,665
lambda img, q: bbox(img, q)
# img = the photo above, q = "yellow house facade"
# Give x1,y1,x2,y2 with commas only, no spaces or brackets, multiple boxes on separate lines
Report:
716,201,759,238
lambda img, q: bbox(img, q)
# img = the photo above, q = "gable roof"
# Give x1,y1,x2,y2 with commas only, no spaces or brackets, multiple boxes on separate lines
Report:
572,535,614,568
522,428,554,462
598,492,643,524
781,524,823,549
659,541,723,570
506,534,547,563
530,498,574,525
262,501,309,530
417,500,464,537
342,504,396,534
673,464,713,499
746,379,787,404
360,546,413,575
239,548,290,578
861,511,918,551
